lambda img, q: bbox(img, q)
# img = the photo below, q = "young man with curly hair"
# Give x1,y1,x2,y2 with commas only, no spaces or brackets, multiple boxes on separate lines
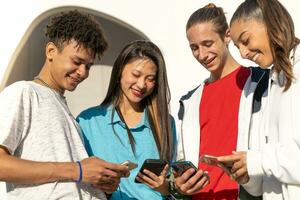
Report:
0,10,129,200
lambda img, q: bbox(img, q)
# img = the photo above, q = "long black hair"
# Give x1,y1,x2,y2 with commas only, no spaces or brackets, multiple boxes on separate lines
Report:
101,40,173,161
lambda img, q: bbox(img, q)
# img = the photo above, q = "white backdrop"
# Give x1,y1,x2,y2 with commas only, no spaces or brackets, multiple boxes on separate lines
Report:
0,0,298,198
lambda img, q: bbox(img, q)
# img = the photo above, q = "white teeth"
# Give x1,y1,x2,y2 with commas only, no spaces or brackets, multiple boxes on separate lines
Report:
253,54,259,62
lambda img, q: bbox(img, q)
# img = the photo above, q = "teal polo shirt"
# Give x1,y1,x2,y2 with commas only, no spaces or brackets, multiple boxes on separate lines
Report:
77,105,166,200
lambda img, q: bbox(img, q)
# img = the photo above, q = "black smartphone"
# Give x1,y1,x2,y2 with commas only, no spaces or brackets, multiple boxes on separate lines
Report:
134,159,167,183
171,161,198,176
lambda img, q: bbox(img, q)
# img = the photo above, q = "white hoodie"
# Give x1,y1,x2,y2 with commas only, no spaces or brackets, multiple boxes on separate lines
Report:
244,45,300,200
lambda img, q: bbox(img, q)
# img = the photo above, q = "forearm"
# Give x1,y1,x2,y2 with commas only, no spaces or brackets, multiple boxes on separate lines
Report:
0,153,77,184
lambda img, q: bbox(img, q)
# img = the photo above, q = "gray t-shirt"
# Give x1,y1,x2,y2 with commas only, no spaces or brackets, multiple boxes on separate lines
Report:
0,81,106,200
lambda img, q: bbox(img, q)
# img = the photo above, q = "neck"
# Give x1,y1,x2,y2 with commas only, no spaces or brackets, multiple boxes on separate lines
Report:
35,65,64,95
209,54,240,83
34,76,64,95
118,99,143,115
118,98,144,128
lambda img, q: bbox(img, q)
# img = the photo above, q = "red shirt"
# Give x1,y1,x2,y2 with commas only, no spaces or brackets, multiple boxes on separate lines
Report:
192,66,250,200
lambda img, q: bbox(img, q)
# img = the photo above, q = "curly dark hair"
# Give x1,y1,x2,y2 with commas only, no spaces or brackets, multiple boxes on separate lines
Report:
45,10,108,59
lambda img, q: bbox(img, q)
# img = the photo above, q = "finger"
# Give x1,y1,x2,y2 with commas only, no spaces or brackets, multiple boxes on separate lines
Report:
177,168,197,184
230,159,245,173
186,176,209,194
160,164,169,177
105,162,129,175
179,170,205,193
135,175,145,184
233,167,248,180
143,169,160,181
102,168,121,178
217,154,241,163
138,172,158,186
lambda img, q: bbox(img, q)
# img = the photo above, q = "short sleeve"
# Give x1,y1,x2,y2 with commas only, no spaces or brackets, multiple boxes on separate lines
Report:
0,82,32,154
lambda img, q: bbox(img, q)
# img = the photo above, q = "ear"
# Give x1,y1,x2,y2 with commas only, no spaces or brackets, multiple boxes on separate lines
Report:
224,28,231,45
45,42,58,62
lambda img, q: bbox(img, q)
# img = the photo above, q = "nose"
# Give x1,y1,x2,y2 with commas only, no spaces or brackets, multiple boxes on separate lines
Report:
76,64,89,78
196,47,208,62
136,77,146,89
239,46,250,59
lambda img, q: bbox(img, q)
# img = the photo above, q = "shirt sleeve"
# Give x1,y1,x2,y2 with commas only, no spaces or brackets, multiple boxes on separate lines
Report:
0,82,32,155
240,150,263,196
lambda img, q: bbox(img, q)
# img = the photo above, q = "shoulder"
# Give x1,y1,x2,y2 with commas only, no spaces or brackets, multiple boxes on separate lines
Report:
77,105,109,121
0,81,37,101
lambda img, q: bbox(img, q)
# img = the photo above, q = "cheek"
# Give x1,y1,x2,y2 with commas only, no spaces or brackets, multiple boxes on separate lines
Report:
146,82,156,93
83,70,90,79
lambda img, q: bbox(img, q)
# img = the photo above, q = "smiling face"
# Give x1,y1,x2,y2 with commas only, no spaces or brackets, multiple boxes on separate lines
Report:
46,40,95,94
230,19,274,68
120,58,157,109
186,22,230,74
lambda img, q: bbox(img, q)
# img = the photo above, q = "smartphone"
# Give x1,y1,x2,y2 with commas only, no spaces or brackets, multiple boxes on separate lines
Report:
134,159,167,183
200,155,232,175
171,161,198,176
121,160,138,171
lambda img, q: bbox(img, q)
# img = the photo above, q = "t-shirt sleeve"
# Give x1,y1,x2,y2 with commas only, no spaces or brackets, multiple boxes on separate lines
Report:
0,83,32,154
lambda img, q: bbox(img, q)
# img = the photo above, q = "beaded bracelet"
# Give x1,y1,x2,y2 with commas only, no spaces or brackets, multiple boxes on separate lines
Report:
76,161,83,184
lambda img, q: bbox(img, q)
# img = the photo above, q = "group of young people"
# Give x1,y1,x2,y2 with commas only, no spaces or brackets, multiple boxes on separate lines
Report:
0,0,299,199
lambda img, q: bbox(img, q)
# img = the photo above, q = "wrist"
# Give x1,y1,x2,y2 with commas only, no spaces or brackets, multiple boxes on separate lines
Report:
169,180,185,199
160,181,171,196
75,161,83,184
54,162,79,182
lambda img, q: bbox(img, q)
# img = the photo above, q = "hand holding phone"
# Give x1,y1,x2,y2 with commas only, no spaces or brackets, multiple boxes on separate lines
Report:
200,155,233,175
134,159,167,183
171,161,198,176
171,161,209,196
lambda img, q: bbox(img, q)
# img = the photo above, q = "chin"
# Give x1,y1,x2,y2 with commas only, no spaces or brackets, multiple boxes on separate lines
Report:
257,61,271,69
66,86,77,92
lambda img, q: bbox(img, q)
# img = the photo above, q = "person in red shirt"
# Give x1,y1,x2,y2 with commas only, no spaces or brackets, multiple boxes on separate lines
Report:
172,3,267,200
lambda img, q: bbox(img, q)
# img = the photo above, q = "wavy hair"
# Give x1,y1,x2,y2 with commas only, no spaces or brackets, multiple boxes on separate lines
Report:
45,10,108,60
231,0,300,91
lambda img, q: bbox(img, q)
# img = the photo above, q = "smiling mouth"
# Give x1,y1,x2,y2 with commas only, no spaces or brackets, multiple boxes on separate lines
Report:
203,57,215,66
69,76,81,84
131,88,144,97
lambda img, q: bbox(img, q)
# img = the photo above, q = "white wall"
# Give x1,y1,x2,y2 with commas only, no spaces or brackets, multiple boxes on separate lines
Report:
0,0,299,198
